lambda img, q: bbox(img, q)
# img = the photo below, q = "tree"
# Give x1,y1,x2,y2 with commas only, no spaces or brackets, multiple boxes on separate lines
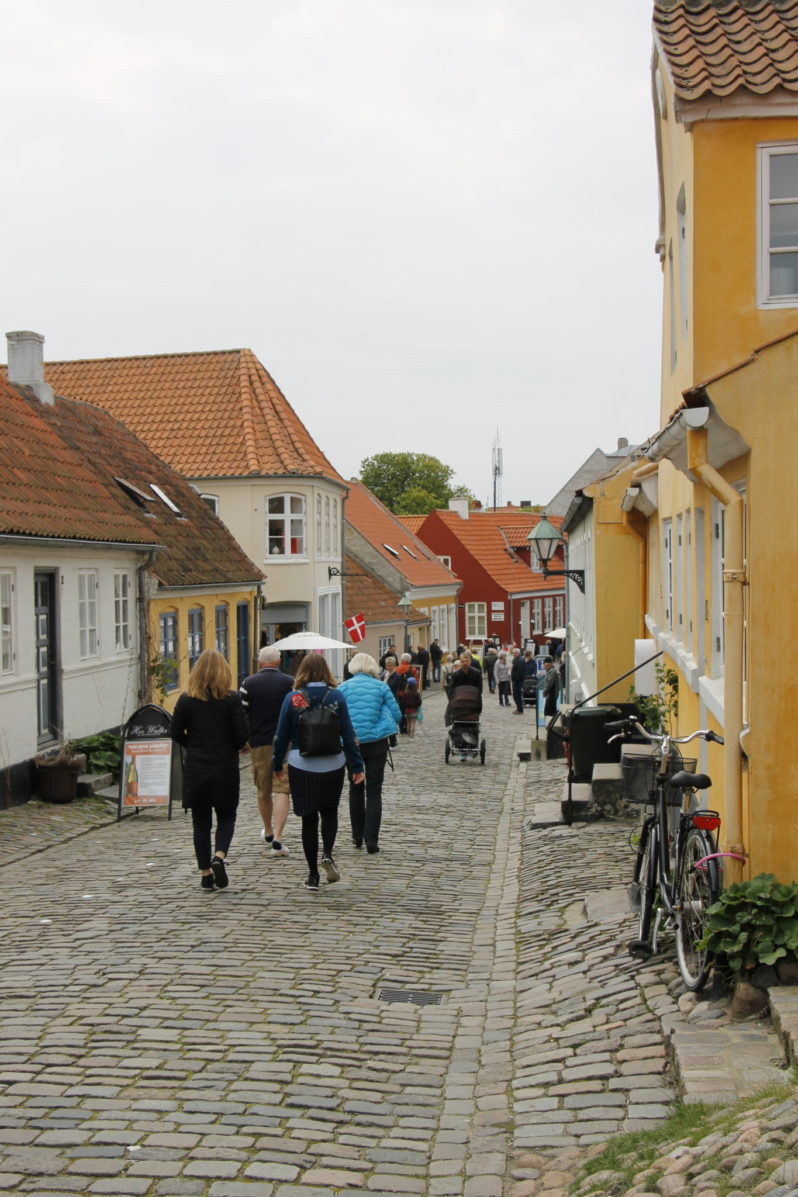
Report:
360,452,458,514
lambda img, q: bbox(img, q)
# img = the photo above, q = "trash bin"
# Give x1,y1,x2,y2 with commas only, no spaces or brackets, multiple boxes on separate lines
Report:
568,704,624,780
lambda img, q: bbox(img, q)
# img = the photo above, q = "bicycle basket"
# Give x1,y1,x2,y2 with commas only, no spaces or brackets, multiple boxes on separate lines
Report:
622,751,697,805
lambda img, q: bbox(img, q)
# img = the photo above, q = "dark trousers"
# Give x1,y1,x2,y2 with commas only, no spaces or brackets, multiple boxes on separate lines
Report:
349,738,388,848
512,680,524,712
301,808,338,874
191,804,237,870
498,680,511,706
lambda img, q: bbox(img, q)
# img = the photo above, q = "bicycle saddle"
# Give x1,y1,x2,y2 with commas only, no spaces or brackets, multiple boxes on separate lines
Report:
670,771,711,790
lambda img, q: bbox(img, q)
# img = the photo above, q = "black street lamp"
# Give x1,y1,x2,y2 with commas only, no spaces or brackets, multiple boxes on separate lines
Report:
528,514,586,593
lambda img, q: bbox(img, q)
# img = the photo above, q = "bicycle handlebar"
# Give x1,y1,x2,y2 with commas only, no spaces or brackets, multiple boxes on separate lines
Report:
605,716,725,747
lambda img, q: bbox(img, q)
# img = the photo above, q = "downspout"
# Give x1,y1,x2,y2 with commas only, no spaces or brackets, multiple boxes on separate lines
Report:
137,554,158,704
622,511,648,639
686,428,746,881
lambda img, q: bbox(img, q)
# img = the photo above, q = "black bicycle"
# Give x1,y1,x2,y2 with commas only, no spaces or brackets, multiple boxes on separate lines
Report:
606,717,727,991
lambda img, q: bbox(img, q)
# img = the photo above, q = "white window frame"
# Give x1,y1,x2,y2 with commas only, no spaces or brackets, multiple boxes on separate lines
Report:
215,603,229,658
266,493,307,559
78,570,99,659
200,493,220,514
710,501,724,679
188,606,205,669
316,495,322,555
544,596,554,632
465,602,487,640
662,519,674,631
331,498,339,558
324,496,331,557
0,570,14,674
159,610,179,691
758,142,798,308
532,598,543,634
113,571,132,653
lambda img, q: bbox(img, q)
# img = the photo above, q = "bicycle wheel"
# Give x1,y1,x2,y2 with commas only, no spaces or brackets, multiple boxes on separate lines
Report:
629,824,658,958
675,828,720,991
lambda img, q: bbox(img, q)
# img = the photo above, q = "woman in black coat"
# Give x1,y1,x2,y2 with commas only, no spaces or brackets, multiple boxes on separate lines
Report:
171,649,250,891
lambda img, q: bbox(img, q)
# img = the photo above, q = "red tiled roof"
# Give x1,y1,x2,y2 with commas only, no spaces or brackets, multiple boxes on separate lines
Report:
343,556,427,627
8,349,344,483
421,509,564,594
345,480,458,588
654,0,798,101
0,380,263,589
397,515,426,535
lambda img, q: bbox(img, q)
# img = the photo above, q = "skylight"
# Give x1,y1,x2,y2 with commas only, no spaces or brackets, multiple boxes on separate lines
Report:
114,477,156,509
383,544,400,558
150,483,183,517
402,545,418,559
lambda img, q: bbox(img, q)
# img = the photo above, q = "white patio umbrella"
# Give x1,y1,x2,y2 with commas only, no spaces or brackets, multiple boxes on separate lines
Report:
270,631,351,652
544,627,567,639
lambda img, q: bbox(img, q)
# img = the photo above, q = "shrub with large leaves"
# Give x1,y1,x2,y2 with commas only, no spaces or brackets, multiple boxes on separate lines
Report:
702,873,798,976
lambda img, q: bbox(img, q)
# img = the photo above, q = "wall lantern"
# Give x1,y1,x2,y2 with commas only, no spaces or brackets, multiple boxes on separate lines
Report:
528,514,586,593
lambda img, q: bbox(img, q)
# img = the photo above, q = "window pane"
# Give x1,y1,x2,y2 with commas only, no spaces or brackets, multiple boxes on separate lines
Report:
268,496,284,514
770,252,798,296
290,496,304,514
770,203,798,247
771,153,798,199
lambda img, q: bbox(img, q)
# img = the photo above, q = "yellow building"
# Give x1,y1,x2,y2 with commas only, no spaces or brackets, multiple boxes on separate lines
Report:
621,2,798,880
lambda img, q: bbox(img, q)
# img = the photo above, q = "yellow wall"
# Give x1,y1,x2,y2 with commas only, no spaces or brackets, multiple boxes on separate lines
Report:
149,590,258,713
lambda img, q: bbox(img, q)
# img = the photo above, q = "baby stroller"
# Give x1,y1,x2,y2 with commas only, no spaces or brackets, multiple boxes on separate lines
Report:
444,684,486,765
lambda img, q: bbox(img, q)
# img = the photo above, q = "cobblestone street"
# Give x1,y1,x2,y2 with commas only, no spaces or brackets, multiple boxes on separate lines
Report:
0,689,779,1197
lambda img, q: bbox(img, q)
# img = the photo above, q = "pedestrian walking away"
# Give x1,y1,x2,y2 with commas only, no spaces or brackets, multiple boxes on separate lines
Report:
272,653,364,891
339,652,401,853
510,646,526,714
429,637,443,683
240,645,294,857
171,649,250,891
398,675,423,738
542,656,561,717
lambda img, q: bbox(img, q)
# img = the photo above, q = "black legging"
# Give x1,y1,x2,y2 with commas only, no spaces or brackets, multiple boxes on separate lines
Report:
301,808,338,874
191,804,237,870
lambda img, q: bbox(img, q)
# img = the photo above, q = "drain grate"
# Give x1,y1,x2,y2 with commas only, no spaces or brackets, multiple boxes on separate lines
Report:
378,988,444,1006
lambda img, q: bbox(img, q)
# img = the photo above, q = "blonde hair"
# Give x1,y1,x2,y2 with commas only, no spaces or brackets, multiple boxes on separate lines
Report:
294,653,336,689
186,649,232,700
348,652,380,677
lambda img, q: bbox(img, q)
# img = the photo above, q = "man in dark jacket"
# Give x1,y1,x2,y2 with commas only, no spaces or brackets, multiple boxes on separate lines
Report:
416,644,430,690
240,646,294,856
510,647,526,714
429,638,443,683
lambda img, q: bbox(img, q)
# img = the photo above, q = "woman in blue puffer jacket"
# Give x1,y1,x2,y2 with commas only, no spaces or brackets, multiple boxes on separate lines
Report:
338,652,401,854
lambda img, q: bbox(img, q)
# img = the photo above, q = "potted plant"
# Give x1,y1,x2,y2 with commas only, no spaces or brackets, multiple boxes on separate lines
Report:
702,873,798,1017
35,736,86,804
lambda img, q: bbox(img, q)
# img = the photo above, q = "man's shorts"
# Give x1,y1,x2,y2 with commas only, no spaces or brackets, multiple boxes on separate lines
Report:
251,744,290,798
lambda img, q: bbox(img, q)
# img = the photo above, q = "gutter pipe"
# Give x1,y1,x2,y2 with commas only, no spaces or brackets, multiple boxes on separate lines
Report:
686,427,746,882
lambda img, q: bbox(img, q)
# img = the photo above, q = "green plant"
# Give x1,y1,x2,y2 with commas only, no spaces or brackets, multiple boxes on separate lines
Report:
629,663,679,732
70,732,122,781
34,729,76,766
702,873,798,978
149,654,178,703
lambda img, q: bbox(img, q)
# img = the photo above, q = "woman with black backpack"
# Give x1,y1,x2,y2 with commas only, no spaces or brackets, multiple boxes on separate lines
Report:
272,654,364,891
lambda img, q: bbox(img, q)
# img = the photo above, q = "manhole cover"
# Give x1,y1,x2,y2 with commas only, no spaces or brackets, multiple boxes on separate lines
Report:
377,988,444,1006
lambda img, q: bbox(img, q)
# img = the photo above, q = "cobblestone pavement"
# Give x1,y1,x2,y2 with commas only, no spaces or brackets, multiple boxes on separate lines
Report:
0,691,791,1197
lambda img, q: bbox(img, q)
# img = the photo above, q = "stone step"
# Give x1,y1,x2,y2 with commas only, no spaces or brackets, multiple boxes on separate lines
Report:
591,761,624,797
769,986,798,1066
76,771,114,797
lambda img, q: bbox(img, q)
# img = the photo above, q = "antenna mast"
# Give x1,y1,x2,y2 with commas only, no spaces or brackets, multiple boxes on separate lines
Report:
492,430,503,510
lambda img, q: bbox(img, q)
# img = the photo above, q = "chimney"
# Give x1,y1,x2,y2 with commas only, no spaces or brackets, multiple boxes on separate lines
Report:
448,497,469,520
520,500,531,508
617,437,629,451
6,330,54,405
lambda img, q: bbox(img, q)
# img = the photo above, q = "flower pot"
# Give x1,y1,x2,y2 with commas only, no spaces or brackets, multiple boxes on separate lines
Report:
36,761,81,803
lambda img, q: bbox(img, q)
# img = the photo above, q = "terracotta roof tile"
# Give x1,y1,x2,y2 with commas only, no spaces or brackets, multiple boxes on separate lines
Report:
397,515,426,535
420,508,564,595
4,349,344,483
0,380,263,589
345,481,458,587
343,556,427,627
654,0,798,100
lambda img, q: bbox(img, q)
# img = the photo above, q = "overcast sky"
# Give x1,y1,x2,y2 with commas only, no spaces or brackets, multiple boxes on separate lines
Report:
2,0,662,508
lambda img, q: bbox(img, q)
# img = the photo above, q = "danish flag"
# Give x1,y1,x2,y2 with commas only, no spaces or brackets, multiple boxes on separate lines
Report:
345,612,367,643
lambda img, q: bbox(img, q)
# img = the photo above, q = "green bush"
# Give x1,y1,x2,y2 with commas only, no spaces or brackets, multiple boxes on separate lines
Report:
702,873,798,977
70,732,122,780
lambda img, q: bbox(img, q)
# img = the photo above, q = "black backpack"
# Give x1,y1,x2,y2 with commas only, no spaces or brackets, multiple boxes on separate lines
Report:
297,690,341,757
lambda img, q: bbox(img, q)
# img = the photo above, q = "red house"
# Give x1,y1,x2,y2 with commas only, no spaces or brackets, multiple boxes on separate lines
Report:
411,502,565,649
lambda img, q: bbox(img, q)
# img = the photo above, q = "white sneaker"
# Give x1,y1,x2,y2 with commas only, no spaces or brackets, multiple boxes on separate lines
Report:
270,842,289,857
